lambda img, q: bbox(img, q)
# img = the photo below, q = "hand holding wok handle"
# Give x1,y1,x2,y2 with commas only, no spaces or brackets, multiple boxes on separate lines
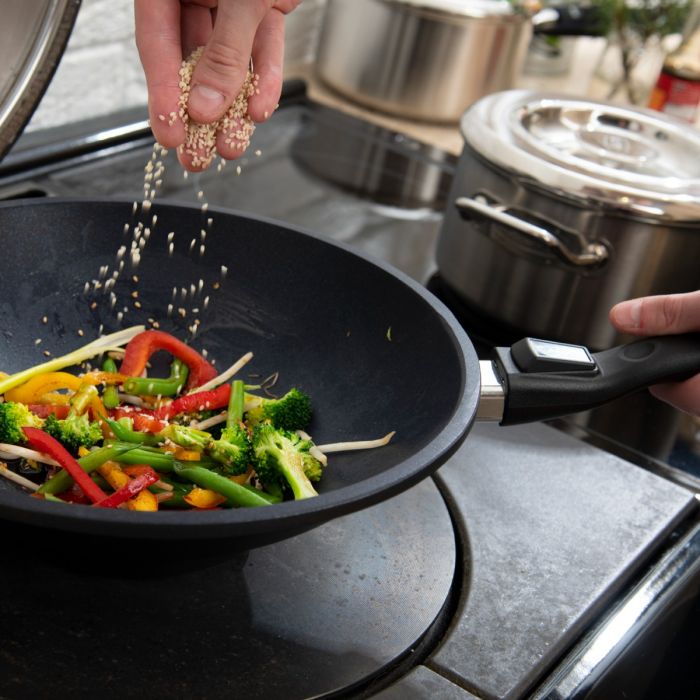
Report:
477,334,700,426
609,291,700,416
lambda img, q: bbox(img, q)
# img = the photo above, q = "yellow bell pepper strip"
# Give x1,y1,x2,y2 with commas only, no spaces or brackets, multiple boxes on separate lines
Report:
183,487,227,509
5,371,126,405
37,443,138,495
6,372,82,405
92,471,158,508
126,489,158,511
97,461,131,490
23,427,107,503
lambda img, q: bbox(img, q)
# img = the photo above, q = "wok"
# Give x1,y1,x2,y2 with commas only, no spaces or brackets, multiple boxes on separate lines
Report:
0,198,697,546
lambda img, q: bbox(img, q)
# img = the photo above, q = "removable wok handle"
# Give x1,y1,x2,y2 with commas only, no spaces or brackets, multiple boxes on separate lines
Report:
455,196,608,267
477,334,700,426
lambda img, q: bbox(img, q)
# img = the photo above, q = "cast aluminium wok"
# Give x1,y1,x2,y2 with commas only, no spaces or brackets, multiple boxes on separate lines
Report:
0,199,698,545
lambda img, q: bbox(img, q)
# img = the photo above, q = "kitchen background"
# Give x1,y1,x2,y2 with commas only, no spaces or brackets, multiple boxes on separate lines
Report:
3,2,700,699
27,0,694,139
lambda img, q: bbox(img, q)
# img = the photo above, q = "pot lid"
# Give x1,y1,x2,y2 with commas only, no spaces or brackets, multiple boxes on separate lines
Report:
461,90,700,222
0,0,80,162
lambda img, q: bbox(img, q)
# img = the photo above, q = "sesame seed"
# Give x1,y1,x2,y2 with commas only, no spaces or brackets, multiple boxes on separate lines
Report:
43,350,51,357
77,329,84,337
34,338,42,345
41,316,48,324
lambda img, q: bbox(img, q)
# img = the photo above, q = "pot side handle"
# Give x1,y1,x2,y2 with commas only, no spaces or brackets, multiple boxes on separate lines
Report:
478,334,700,426
455,196,608,267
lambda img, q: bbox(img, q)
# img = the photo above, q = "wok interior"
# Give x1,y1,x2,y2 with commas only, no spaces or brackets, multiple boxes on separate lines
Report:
0,200,472,533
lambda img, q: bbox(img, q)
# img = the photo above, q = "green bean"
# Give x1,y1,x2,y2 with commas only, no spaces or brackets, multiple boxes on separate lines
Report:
107,442,176,471
122,359,189,396
106,418,162,446
173,463,271,508
38,444,138,495
101,358,120,409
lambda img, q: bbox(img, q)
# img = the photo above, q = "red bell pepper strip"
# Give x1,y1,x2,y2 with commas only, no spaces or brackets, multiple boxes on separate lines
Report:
23,427,107,504
28,404,70,419
92,471,158,508
110,407,168,434
156,383,230,420
119,330,217,390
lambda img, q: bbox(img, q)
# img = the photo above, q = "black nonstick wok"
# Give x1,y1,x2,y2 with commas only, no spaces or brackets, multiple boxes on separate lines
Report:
0,198,698,546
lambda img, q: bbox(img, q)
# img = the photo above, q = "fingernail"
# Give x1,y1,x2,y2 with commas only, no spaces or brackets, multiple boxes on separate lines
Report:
189,84,226,116
613,299,642,329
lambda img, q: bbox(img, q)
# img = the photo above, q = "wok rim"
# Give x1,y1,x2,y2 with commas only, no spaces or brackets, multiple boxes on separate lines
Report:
0,197,480,541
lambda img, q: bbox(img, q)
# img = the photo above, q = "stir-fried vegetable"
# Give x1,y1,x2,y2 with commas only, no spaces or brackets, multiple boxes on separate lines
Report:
0,328,395,511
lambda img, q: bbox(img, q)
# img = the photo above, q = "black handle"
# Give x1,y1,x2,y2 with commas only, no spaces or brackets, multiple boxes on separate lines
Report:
495,334,700,426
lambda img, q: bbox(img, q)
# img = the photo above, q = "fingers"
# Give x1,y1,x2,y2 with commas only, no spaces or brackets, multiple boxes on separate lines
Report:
187,0,274,124
650,376,700,417
134,0,186,148
180,2,214,57
247,7,285,122
609,291,700,336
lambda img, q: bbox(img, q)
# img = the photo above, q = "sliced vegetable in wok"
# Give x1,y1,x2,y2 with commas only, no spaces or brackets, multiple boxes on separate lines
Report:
0,327,394,511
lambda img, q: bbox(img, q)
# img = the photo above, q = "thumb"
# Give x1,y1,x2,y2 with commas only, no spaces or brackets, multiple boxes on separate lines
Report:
187,0,271,123
609,291,700,336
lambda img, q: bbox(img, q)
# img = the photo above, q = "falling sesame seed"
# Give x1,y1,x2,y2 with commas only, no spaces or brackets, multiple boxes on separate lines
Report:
133,276,139,283
198,279,204,292
152,215,158,226
90,302,97,310
200,229,207,241
255,149,262,157
134,301,142,309
123,223,130,234
43,350,51,357
152,321,160,329
34,338,42,345
158,114,166,121
142,200,152,212
221,265,228,278
178,308,187,318
236,166,242,175
197,190,204,200
167,304,173,316
41,316,48,324
199,244,206,256
117,311,124,322
212,282,220,290
183,170,189,180
168,242,174,256
190,284,196,296
77,329,84,337
167,232,174,243
203,296,210,309
189,239,196,253
207,217,213,227
132,202,138,215
201,203,209,213
131,291,139,299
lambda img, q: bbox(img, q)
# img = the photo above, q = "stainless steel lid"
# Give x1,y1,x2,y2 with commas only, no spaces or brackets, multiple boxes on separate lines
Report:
386,0,521,20
0,0,80,162
461,90,700,222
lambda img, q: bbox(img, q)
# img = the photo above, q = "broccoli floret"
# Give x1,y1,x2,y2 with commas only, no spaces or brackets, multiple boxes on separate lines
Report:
44,412,103,453
252,423,321,500
160,423,211,451
208,424,251,476
0,402,44,444
245,388,312,431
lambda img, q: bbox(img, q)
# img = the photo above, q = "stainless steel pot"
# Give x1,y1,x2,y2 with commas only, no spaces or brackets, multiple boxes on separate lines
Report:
314,0,541,123
436,90,700,350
